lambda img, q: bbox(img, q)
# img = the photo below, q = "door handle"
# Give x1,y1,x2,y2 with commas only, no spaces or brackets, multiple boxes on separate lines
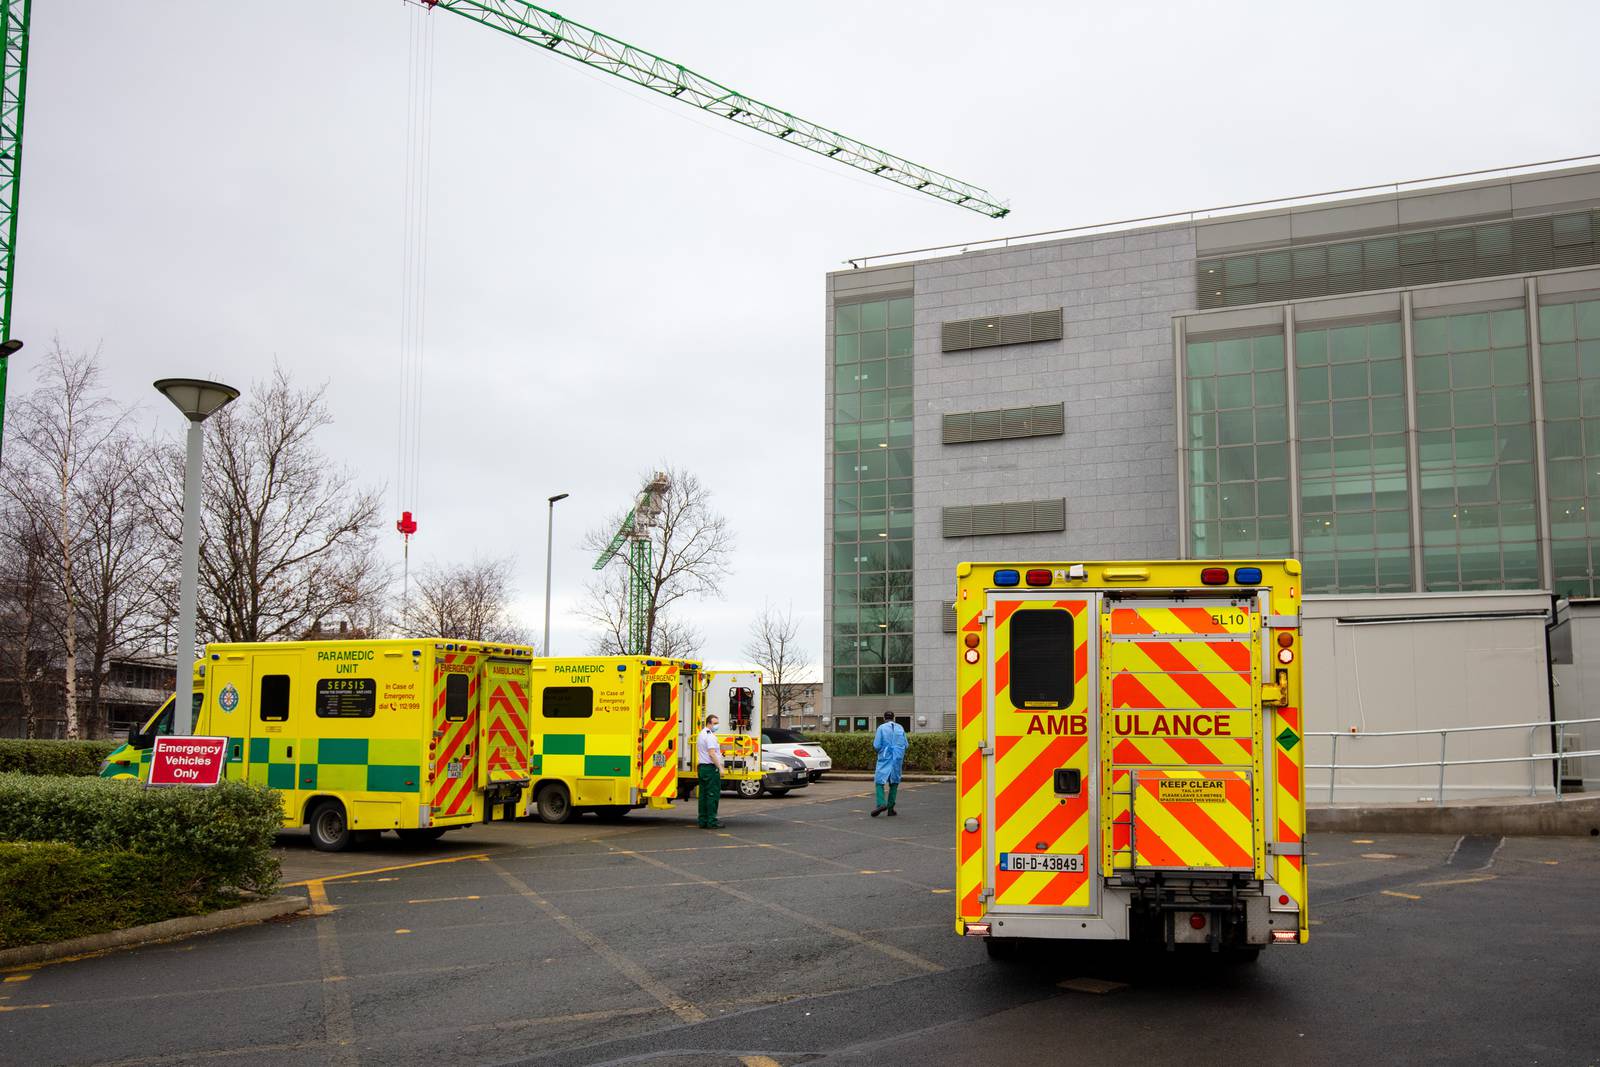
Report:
287,746,294,760
1053,768,1081,796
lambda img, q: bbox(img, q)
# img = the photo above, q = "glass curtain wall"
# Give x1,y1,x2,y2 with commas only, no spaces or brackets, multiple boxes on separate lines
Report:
1413,308,1539,590
1541,296,1600,597
1295,321,1412,593
1184,333,1291,557
832,297,915,698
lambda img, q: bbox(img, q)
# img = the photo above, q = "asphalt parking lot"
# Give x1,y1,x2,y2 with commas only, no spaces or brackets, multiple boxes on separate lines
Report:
3,780,1598,1066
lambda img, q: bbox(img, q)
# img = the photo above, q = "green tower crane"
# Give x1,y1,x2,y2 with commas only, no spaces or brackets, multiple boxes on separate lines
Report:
0,0,29,463
592,472,671,656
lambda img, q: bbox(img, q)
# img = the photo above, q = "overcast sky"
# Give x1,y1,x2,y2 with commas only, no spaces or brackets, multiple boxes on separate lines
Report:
15,1,1598,664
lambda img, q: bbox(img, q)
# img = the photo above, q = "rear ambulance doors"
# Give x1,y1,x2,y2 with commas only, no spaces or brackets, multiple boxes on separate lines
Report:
480,655,533,816
1103,600,1263,878
984,593,1098,919
639,665,679,803
431,649,482,823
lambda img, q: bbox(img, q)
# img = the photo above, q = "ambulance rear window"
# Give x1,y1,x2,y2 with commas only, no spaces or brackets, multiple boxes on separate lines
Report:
649,682,671,722
1010,610,1074,708
544,686,593,718
444,673,469,721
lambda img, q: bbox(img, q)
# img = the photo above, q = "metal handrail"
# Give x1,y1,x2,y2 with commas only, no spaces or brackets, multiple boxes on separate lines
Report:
1305,717,1600,806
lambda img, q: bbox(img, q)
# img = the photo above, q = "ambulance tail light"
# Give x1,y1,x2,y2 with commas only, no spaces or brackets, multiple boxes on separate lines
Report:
1200,567,1229,585
1024,569,1052,586
964,922,991,938
1272,929,1298,944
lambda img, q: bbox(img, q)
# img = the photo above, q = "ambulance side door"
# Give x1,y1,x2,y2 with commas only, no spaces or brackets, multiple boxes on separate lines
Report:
250,653,302,814
206,658,251,781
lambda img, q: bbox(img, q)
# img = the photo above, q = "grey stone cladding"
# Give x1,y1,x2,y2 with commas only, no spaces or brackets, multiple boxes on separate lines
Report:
825,222,1198,727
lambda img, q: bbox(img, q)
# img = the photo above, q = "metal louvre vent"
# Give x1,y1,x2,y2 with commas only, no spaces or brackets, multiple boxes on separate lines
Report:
941,308,1064,352
942,602,958,633
942,402,1064,444
941,498,1067,538
1199,208,1600,309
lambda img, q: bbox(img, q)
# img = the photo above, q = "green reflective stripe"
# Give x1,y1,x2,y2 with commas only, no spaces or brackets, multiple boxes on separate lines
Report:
318,738,369,765
266,762,295,790
583,754,630,777
545,734,585,755
249,737,269,762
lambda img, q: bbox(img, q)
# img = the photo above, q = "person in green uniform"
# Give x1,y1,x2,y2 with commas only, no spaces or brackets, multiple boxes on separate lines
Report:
696,713,725,828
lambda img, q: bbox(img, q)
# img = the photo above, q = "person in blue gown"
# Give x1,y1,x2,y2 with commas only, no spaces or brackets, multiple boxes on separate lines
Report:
872,710,908,817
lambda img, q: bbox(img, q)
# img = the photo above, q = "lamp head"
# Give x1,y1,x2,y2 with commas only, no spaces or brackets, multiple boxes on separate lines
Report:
548,492,570,504
154,378,239,422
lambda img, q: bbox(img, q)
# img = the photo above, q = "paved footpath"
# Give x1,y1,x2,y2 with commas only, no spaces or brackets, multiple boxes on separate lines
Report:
2,781,1596,1066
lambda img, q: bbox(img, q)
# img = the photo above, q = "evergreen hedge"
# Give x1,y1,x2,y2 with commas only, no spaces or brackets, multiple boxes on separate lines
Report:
0,774,283,948
0,739,121,777
800,730,956,773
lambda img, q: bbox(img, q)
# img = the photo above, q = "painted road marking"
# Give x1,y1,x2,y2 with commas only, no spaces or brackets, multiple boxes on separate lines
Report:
742,1057,783,1067
487,859,708,1024
1381,890,1422,900
3,974,32,982
282,852,490,888
406,895,481,904
611,844,944,975
304,881,339,917
395,929,412,935
1361,853,1399,860
309,881,357,1067
0,1002,51,1012
1416,875,1497,888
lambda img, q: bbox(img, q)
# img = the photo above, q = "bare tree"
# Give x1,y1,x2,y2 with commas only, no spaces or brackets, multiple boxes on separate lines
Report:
154,365,388,644
2,341,126,738
579,466,732,656
396,555,532,645
0,502,50,737
742,600,814,728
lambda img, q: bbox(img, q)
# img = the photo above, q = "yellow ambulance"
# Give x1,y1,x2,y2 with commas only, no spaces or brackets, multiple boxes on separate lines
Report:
690,667,766,798
100,638,537,850
954,560,1308,958
523,655,697,823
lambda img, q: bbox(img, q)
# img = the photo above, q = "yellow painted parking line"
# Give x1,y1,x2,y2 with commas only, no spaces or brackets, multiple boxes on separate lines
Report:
0,1002,51,1012
1352,838,1375,844
281,852,489,888
395,929,412,935
406,895,481,905
1381,890,1422,900
742,1057,783,1067
1416,875,1497,888
3,973,32,982
930,888,953,894
304,881,338,917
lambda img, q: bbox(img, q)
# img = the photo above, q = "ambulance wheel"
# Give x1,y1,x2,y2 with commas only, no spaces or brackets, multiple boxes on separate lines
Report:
397,828,446,846
985,937,1022,962
536,783,573,824
594,806,631,822
309,801,353,852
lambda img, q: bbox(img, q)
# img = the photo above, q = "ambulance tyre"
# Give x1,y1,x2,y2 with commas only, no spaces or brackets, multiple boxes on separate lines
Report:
736,778,763,799
536,783,573,824
984,937,1023,962
397,828,446,845
309,800,354,852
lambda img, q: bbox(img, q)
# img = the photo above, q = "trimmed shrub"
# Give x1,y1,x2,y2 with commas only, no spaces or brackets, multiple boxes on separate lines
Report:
0,841,235,948
0,774,282,896
0,739,121,777
801,731,955,773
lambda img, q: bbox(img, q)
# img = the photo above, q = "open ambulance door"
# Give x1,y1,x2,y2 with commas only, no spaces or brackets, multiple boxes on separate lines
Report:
480,656,533,820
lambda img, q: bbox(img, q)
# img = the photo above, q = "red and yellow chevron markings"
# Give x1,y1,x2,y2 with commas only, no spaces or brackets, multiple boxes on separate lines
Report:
484,663,531,784
431,652,481,820
639,668,677,800
1125,770,1254,870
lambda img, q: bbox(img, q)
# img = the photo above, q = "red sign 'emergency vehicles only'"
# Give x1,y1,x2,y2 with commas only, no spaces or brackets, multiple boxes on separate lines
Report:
149,736,228,787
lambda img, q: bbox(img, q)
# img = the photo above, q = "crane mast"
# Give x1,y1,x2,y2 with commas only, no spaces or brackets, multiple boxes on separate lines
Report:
425,0,1010,219
593,472,670,656
0,0,29,458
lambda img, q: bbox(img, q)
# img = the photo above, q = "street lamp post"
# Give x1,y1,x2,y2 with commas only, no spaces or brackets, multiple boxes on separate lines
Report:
543,492,569,655
155,378,239,734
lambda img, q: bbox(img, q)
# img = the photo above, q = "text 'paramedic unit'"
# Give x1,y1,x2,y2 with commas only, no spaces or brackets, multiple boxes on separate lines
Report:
955,560,1308,955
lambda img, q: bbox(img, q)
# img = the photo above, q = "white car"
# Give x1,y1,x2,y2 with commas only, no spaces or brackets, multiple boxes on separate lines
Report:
761,728,832,781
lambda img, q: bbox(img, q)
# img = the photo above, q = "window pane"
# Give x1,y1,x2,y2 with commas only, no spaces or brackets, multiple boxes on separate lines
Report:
542,685,592,718
859,330,886,360
835,333,860,363
859,301,887,331
888,297,913,328
835,304,860,333
888,327,913,358
1009,610,1074,707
